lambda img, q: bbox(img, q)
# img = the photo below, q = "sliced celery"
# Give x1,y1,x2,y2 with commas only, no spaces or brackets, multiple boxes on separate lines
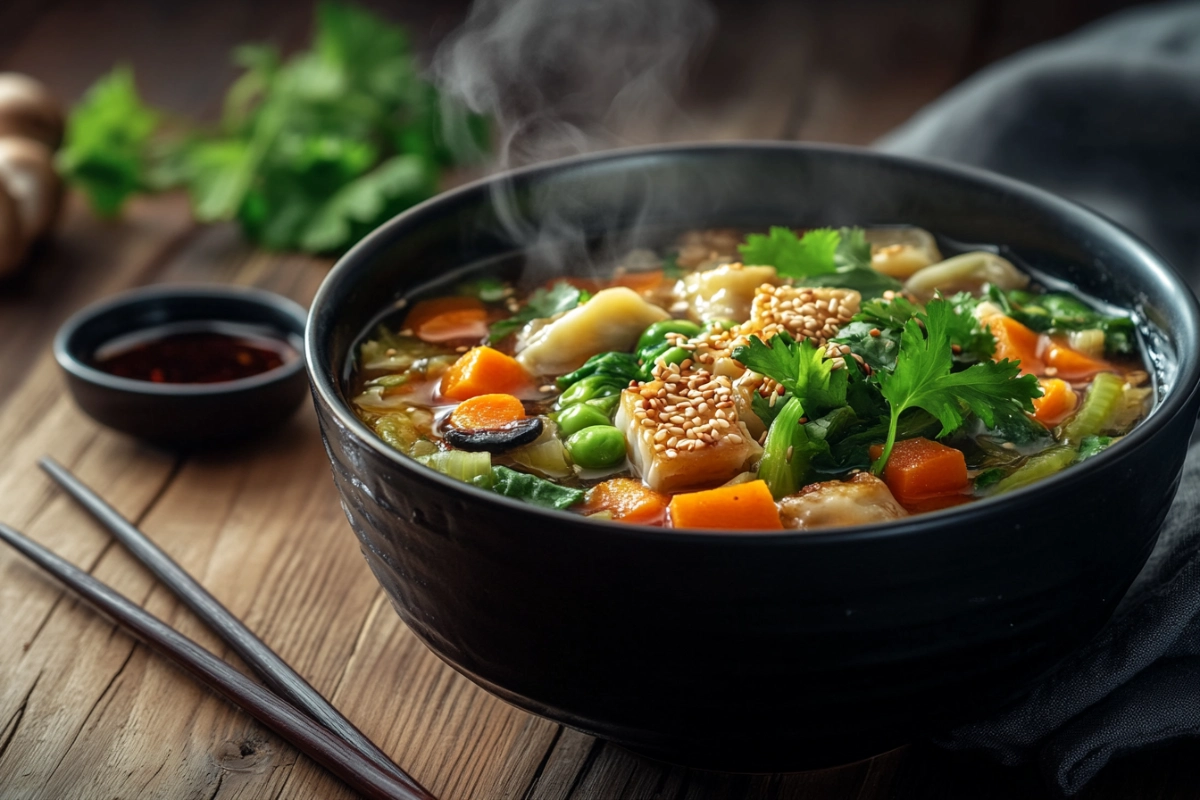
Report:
420,450,494,488
993,446,1076,494
1060,372,1123,445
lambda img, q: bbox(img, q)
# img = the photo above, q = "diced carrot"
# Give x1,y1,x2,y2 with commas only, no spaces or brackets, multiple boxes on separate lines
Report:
449,393,526,430
441,346,531,401
404,297,488,342
1042,339,1111,380
868,437,968,509
988,315,1045,375
1032,378,1079,426
583,478,669,525
614,269,665,293
668,479,782,530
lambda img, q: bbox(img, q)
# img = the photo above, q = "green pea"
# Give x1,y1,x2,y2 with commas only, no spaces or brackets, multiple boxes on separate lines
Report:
557,375,621,407
565,425,627,469
635,319,703,353
557,403,613,436
653,346,690,368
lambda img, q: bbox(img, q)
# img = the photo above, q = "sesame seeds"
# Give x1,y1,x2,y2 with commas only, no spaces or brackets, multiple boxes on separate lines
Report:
747,285,860,346
626,360,743,456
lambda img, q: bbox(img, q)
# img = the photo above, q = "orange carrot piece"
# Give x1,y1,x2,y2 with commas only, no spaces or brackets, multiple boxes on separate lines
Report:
668,479,782,530
869,437,968,508
988,315,1045,375
1043,340,1111,381
613,269,665,293
1032,378,1079,426
449,393,526,430
404,297,488,342
441,346,531,401
583,478,669,525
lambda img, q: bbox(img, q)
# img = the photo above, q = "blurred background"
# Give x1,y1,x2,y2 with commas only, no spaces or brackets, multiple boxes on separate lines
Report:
0,0,1158,147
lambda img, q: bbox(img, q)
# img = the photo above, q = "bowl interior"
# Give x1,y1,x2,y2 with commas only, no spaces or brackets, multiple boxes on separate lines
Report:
311,143,1200,502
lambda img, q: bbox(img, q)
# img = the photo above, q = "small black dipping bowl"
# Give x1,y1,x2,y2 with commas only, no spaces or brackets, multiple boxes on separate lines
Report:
56,285,308,448
306,143,1200,772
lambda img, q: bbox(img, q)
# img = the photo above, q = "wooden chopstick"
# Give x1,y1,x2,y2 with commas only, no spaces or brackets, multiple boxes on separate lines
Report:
0,522,432,800
37,457,422,792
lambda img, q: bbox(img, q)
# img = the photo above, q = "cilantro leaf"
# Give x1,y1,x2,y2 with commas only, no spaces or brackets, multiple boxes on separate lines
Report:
738,227,840,278
732,333,847,416
488,282,585,343
855,295,923,330
873,300,1042,473
831,321,902,374
58,66,161,216
1077,435,1114,462
834,226,871,270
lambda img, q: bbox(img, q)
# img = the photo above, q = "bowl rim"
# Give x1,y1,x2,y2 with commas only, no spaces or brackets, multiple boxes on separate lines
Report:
56,283,309,396
307,140,1200,543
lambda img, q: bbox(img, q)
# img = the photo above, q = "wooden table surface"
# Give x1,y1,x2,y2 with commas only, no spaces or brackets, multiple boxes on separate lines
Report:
3,2,1200,798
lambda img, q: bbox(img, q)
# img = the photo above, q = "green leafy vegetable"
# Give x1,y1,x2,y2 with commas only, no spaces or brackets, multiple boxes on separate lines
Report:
491,465,586,509
739,226,840,278
457,277,510,303
489,282,584,343
973,468,1006,490
834,226,871,270
873,300,1042,473
989,287,1136,356
732,333,848,417
556,351,643,390
58,1,488,253
420,450,494,487
830,321,902,374
57,66,161,216
1077,435,1114,462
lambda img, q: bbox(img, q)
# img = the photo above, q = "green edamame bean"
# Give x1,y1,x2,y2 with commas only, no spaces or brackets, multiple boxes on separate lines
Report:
557,403,613,436
565,425,627,469
635,319,703,353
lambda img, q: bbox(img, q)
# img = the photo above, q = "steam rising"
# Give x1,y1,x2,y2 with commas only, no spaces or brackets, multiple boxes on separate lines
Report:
434,0,716,167
432,0,717,279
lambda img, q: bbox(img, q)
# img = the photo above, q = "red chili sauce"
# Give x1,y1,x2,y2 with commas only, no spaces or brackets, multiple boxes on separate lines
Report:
93,325,297,384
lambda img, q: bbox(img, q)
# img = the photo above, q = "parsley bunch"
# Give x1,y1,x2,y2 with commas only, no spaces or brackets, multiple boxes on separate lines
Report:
58,1,487,253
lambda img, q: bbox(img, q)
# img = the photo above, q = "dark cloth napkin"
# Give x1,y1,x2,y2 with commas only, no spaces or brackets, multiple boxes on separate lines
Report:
877,2,1200,793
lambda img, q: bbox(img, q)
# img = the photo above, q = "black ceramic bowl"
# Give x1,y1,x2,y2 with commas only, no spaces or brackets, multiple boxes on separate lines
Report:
307,143,1200,772
57,285,308,448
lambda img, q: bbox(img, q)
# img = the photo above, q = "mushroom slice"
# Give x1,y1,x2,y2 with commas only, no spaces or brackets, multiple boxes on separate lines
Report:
778,473,908,530
678,263,778,324
444,417,544,453
0,137,60,241
515,286,669,376
0,73,63,148
615,360,762,493
864,227,943,278
904,251,1029,301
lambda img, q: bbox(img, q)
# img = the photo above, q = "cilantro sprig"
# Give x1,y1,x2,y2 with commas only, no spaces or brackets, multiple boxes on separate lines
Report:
58,1,488,253
873,300,1042,473
737,226,902,298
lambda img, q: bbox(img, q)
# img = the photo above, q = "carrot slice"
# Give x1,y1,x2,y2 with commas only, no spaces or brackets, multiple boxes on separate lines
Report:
441,346,531,401
583,478,669,525
1042,339,1111,381
449,394,526,430
869,437,968,509
668,479,782,530
988,315,1045,375
1032,377,1079,426
404,297,488,343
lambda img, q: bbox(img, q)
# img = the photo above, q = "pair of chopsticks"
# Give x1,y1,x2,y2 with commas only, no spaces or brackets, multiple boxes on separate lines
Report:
0,457,435,800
